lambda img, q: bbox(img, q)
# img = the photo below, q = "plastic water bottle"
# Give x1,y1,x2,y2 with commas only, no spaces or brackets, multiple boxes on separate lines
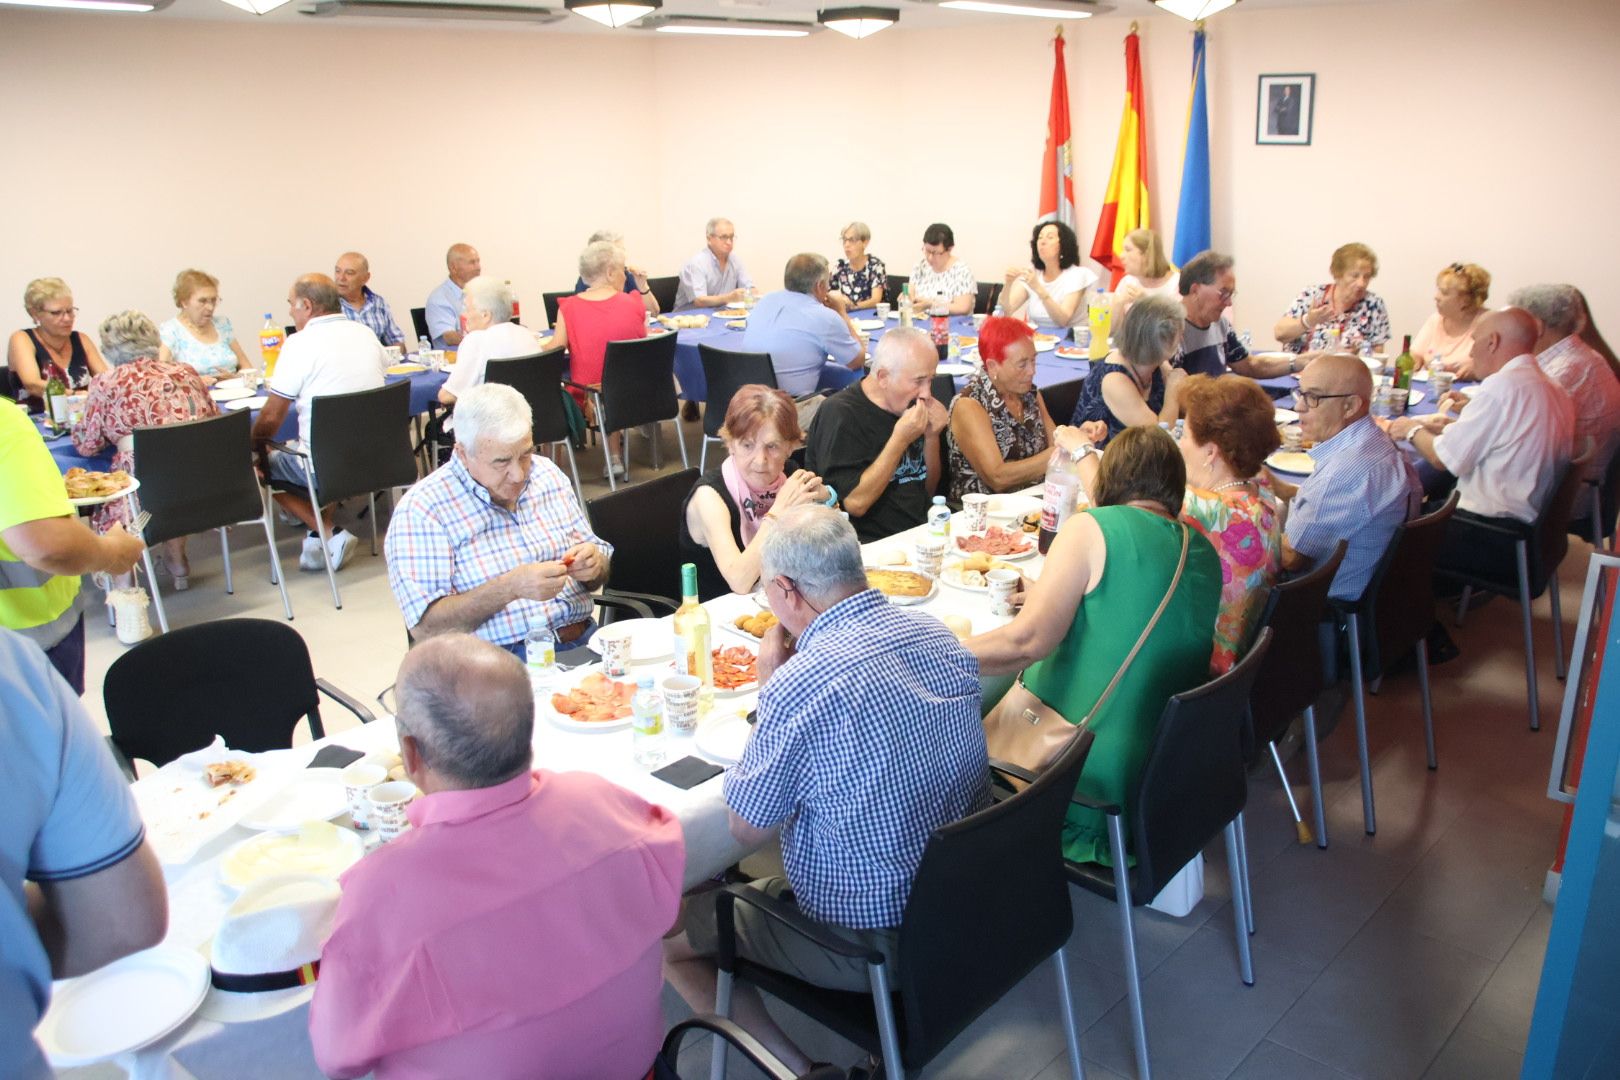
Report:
524,625,556,694
928,496,951,536
1039,446,1083,555
631,676,666,767
1240,330,1253,351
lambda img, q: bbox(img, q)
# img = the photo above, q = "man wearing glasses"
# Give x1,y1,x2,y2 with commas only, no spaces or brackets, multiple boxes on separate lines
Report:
1274,352,1420,601
1173,251,1296,379
674,217,754,310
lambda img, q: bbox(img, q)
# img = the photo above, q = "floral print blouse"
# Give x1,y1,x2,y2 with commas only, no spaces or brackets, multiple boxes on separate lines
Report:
1181,482,1281,675
1281,285,1391,355
947,371,1049,500
830,255,887,306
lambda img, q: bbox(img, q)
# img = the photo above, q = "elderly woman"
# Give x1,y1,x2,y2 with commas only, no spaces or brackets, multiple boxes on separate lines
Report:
908,223,976,315
437,276,545,407
1072,294,1186,443
73,311,218,587
156,269,253,385
966,425,1221,865
827,221,886,314
1413,262,1490,378
678,385,833,600
7,277,107,410
574,229,659,316
1002,221,1096,330
1274,242,1392,355
553,240,649,478
947,316,1095,499
1109,228,1180,328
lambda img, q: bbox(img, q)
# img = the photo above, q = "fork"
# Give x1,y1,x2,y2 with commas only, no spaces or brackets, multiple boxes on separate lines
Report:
130,509,151,539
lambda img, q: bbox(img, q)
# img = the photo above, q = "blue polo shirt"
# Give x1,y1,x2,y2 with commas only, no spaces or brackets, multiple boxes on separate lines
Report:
740,291,862,396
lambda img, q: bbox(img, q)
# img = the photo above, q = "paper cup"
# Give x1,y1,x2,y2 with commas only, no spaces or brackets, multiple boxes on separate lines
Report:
662,674,701,738
962,494,991,534
384,345,405,363
913,536,946,578
987,569,1021,617
1282,426,1303,452
1431,370,1455,397
875,302,891,320
598,628,633,678
368,780,418,842
342,762,388,831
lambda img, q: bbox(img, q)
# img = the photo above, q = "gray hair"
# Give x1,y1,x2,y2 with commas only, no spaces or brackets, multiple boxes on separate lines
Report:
871,326,933,375
293,274,341,316
578,241,626,285
587,229,624,247
1507,284,1581,337
454,382,532,453
98,310,161,367
705,217,733,238
395,634,533,790
1178,250,1235,296
783,253,829,295
461,276,513,324
842,221,871,243
1117,294,1185,368
760,505,868,608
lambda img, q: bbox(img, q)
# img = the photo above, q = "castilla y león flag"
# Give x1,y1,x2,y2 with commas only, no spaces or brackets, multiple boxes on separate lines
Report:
1090,29,1151,288
1038,27,1077,233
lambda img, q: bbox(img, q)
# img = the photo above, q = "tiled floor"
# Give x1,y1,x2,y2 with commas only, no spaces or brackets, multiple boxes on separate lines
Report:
69,419,1581,1079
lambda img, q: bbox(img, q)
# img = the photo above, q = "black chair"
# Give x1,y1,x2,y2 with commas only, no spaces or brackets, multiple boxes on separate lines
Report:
1572,443,1620,553
484,348,581,497
975,281,1003,315
1065,629,1272,1080
103,618,374,777
283,324,296,340
586,468,699,612
410,307,430,343
569,332,688,491
1041,378,1086,428
131,409,293,634
712,726,1097,1080
697,345,777,471
658,1016,843,1079
1440,447,1592,731
647,275,680,315
884,275,909,307
542,289,574,329
268,380,419,609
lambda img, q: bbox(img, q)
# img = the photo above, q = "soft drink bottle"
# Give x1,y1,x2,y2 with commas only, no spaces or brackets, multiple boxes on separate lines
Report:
1039,445,1084,555
258,314,283,376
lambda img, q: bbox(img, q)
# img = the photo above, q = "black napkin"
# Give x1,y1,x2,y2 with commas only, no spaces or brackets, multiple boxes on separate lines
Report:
652,756,724,789
307,745,366,770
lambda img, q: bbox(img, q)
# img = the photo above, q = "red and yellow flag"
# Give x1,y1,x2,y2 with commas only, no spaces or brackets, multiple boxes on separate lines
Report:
1090,29,1151,288
1037,26,1077,233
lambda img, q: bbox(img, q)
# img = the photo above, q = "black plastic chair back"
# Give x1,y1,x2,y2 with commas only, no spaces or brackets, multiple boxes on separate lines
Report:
1573,444,1620,545
1041,378,1085,429
306,380,419,506
600,333,681,433
1529,450,1592,595
1248,542,1346,750
131,410,264,546
587,468,699,604
975,282,1002,315
542,290,574,329
699,345,777,438
105,619,325,768
1364,494,1458,680
485,348,572,447
410,307,429,342
930,373,956,406
647,276,679,314
884,275,909,304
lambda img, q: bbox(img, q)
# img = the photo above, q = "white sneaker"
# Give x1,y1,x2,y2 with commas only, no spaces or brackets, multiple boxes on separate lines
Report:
601,459,626,479
277,508,302,527
326,529,359,571
300,535,325,571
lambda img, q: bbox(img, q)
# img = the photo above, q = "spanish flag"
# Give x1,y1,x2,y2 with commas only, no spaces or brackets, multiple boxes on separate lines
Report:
1090,29,1151,288
1037,26,1077,234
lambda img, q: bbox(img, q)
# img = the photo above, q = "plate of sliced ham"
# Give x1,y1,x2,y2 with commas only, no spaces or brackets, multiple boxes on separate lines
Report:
547,669,637,732
953,525,1036,561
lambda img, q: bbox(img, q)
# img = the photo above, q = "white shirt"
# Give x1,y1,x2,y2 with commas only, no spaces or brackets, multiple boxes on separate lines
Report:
1433,354,1575,523
442,321,547,400
1023,265,1099,329
1115,272,1181,303
268,314,388,446
1537,333,1620,485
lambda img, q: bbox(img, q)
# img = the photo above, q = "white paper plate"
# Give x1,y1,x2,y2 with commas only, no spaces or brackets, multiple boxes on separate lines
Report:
695,712,753,766
1266,451,1316,476
209,385,255,402
238,768,349,831
223,396,268,412
67,475,139,509
710,643,760,697
936,361,977,377
1457,384,1480,398
852,318,885,332
213,377,246,392
585,616,673,665
1053,344,1089,360
1412,366,1431,382
1406,388,1424,406
1033,338,1058,352
218,823,364,891
985,494,1042,521
1273,407,1300,423
543,666,637,733
952,532,1037,561
38,945,209,1066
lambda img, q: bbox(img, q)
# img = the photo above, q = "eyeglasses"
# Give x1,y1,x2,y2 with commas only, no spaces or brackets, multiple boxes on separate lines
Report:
40,306,78,318
1293,389,1356,410
1199,285,1235,302
1447,262,1465,274
712,233,735,242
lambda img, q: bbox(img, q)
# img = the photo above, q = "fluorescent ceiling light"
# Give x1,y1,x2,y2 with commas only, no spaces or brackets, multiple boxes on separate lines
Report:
1155,0,1237,18
651,15,811,36
566,0,657,27
0,0,157,10
220,0,294,11
940,0,1093,18
302,0,565,21
817,5,897,38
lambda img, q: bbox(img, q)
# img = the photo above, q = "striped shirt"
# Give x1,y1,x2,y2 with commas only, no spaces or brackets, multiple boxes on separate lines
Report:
385,454,611,648
339,286,405,347
1285,415,1421,602
726,589,988,928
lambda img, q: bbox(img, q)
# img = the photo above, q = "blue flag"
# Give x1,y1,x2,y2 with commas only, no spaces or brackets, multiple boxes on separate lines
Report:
1172,29,1212,268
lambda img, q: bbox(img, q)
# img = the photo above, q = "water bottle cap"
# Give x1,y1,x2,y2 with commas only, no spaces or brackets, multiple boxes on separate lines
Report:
933,495,946,505
637,675,655,689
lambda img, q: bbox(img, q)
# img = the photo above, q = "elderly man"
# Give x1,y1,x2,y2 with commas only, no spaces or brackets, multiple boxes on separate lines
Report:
2,628,168,1079
664,505,986,1074
804,327,947,542
253,273,386,572
674,217,753,310
1277,353,1421,601
310,634,683,1080
740,253,866,396
386,383,611,654
1385,307,1575,579
574,229,660,315
1510,283,1620,494
425,242,481,349
1173,251,1295,379
333,251,405,349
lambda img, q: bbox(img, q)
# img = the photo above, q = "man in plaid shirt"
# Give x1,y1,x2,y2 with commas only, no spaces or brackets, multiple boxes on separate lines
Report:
334,252,406,349
664,505,987,1074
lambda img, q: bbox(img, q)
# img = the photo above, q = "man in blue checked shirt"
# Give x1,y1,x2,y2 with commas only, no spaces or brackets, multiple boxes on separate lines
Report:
334,252,405,349
664,505,988,1075
384,383,611,654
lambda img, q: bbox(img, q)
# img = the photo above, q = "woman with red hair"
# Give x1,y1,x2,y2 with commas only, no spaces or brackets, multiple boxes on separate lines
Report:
947,316,1095,500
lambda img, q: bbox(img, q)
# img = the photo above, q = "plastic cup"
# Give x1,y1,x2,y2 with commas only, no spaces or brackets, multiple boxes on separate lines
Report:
875,302,892,321
1282,426,1303,452
913,536,946,578
368,780,419,842
987,568,1021,618
342,761,388,831
384,345,405,364
1431,370,1455,397
962,494,991,535
662,674,701,738
598,627,633,678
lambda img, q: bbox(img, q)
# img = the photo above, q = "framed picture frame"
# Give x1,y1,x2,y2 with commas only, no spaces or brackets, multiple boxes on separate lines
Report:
1257,73,1315,146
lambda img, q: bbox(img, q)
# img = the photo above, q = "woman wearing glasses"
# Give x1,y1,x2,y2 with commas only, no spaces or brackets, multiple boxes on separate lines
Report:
1413,262,1490,379
157,269,254,385
1273,242,1392,355
7,277,107,410
909,223,977,316
827,222,886,314
1071,295,1187,444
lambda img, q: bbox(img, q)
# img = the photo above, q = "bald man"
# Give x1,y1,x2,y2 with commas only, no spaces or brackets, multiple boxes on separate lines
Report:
1278,352,1421,601
425,243,482,349
309,634,683,1080
333,251,405,348
252,273,387,572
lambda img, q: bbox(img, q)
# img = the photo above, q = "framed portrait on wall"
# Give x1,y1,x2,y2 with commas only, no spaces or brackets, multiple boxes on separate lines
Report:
1257,74,1315,145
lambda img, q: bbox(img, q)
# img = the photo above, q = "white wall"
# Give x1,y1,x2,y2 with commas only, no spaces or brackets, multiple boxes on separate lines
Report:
3,0,1617,352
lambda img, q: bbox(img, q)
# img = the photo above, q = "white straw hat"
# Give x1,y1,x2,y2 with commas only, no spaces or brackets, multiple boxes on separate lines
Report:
197,874,339,1023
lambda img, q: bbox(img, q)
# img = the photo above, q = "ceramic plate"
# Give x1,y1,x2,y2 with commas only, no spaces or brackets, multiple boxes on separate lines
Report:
695,711,752,766
1033,337,1058,352
1407,388,1424,406
37,946,209,1067
1266,451,1316,476
864,568,939,606
585,617,673,665
709,643,760,697
543,666,636,733
237,768,349,831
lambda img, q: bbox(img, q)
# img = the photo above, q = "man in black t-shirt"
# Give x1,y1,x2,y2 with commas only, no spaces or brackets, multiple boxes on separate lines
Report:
805,327,947,542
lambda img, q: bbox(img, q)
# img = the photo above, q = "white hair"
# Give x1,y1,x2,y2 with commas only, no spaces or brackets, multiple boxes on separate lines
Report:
705,217,733,238
578,241,626,284
871,326,933,375
1507,284,1581,337
588,229,624,247
461,276,513,324
759,505,867,607
454,383,532,454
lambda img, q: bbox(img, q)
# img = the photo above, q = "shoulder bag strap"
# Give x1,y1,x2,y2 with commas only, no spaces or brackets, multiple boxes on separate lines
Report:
1072,521,1190,724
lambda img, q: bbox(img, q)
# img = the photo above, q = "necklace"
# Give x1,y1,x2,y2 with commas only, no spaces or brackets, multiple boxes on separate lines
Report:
1210,478,1251,493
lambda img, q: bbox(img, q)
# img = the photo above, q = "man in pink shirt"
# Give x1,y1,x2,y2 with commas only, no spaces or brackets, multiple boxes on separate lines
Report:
308,635,684,1080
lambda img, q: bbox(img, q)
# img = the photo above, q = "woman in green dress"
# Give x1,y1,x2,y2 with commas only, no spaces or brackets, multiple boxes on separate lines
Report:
966,425,1221,865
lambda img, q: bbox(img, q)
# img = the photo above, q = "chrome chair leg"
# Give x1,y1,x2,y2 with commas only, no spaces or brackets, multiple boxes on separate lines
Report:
1345,611,1376,834
1269,741,1310,846
561,439,582,502
368,493,380,556
1301,704,1327,848
1052,948,1087,1080
219,526,234,595
1224,822,1255,985
312,510,342,610
1107,813,1151,1080
1234,811,1254,935
142,549,170,634
1455,585,1472,628
1417,638,1437,769
869,962,905,1080
710,969,732,1080
260,512,293,621
1515,540,1539,730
